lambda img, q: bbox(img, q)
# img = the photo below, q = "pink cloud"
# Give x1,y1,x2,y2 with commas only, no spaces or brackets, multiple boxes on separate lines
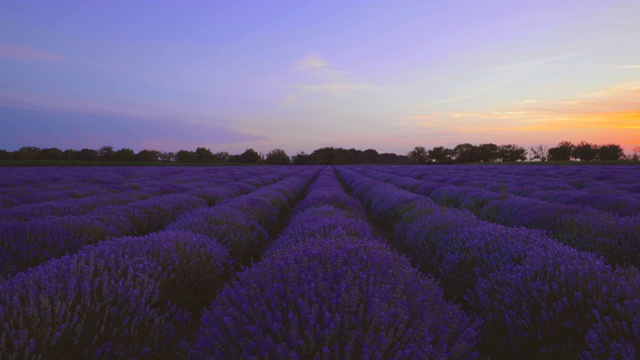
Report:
0,44,63,62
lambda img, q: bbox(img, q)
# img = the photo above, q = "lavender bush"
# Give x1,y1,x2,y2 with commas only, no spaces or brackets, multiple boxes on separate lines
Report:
191,237,478,360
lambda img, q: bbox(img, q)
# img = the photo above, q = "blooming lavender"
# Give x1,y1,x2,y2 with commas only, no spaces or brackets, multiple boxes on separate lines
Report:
336,165,640,359
267,206,374,255
167,205,270,264
191,237,478,360
0,230,233,359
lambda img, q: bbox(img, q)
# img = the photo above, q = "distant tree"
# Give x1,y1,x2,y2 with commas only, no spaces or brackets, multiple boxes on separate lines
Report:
632,146,640,162
194,147,215,163
496,144,526,162
137,149,161,162
159,152,176,162
213,152,229,163
60,149,78,160
39,148,62,160
76,148,98,161
175,150,198,163
547,141,573,161
380,152,410,164
477,143,499,162
407,146,429,164
572,141,598,162
428,146,453,164
292,151,313,165
0,149,11,160
597,144,624,161
362,149,379,164
17,146,41,160
452,143,479,163
265,148,291,165
312,147,345,165
237,148,262,164
529,144,548,162
98,146,115,161
113,148,136,162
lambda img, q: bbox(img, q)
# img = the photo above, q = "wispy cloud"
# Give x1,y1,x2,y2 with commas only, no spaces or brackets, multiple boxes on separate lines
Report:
482,53,579,74
287,53,378,98
295,53,342,76
424,54,578,107
606,64,640,69
0,44,63,62
294,82,376,92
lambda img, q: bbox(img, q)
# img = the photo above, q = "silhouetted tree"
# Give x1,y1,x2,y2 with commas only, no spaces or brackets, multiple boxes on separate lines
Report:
548,141,573,161
453,143,479,163
98,146,115,161
362,149,379,164
497,144,526,162
312,147,345,165
265,148,291,165
77,148,98,161
597,144,624,161
477,143,499,162
238,148,262,163
428,146,453,164
113,148,136,162
212,151,229,163
137,149,161,162
407,146,429,164
632,146,640,162
0,149,11,160
572,141,598,162
17,146,41,160
292,151,313,165
159,152,176,162
175,150,198,163
60,149,77,160
39,148,62,160
194,147,215,163
529,144,548,162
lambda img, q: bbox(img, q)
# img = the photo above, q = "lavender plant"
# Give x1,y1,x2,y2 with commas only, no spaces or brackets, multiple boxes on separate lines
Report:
191,237,478,360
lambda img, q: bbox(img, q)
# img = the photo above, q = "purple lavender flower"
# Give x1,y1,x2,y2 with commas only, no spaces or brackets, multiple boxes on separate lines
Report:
191,237,478,360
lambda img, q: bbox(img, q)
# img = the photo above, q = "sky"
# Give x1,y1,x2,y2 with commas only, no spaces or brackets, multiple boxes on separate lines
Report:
1,0,639,155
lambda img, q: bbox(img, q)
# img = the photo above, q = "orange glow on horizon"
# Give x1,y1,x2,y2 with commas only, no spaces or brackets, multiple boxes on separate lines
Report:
406,82,640,150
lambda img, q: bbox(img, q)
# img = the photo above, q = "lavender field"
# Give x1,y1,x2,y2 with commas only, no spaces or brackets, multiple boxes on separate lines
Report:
1,165,639,359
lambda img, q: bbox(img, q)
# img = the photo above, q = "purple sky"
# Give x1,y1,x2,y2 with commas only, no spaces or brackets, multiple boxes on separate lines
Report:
1,1,639,155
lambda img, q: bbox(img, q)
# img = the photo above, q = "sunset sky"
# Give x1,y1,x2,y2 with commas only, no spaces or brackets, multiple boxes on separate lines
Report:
1,0,639,155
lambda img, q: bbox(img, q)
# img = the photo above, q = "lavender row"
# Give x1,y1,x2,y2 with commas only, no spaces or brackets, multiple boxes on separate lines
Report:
397,164,640,195
382,165,640,216
167,167,321,265
356,166,640,267
190,167,478,359
0,168,302,278
0,166,283,211
0,230,234,359
266,166,374,254
0,168,322,359
336,166,640,359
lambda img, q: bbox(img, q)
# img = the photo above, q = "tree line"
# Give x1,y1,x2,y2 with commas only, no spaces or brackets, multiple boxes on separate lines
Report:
407,141,637,164
0,146,409,165
1,141,637,165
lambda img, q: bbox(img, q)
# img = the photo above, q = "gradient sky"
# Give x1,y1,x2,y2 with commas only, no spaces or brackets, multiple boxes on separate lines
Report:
1,0,639,155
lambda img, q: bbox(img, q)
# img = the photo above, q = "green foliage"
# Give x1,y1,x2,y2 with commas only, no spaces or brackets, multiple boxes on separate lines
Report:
114,148,136,161
237,148,262,163
597,144,624,161
572,141,598,161
407,146,429,164
548,141,573,161
265,148,291,165
137,149,161,162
